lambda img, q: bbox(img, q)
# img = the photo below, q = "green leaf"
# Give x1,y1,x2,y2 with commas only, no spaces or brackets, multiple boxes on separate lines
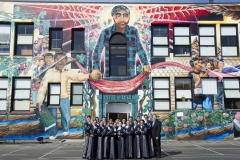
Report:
76,54,86,65
12,68,19,77
104,21,107,26
14,6,20,12
136,65,142,73
39,11,46,19
143,79,150,87
80,19,85,24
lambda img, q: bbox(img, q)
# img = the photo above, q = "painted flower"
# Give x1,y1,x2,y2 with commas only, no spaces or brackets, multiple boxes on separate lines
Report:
91,24,99,30
198,116,204,122
142,34,148,41
143,24,148,28
192,120,196,123
163,126,169,132
89,32,95,38
181,116,186,121
191,113,196,118
204,113,209,118
165,119,170,124
134,21,140,26
235,112,240,120
223,113,229,118
183,124,188,128
168,127,173,132
108,19,112,24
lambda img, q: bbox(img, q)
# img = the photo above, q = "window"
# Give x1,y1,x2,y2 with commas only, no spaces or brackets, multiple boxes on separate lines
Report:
223,79,240,99
173,26,190,57
152,78,170,111
48,83,60,105
199,25,216,56
152,25,169,57
71,83,83,106
224,78,240,110
49,28,62,50
0,24,10,55
220,25,238,56
12,78,31,111
175,78,192,109
109,33,127,76
201,78,217,94
0,78,8,111
15,24,34,56
72,29,84,51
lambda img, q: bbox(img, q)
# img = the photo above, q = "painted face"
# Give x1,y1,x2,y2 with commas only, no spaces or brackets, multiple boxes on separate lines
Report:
113,9,130,30
55,55,67,71
35,60,40,66
44,56,53,66
193,60,202,72
218,61,224,68
206,63,212,70
39,60,45,66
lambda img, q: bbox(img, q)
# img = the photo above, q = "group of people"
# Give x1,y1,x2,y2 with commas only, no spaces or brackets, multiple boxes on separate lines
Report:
82,114,162,159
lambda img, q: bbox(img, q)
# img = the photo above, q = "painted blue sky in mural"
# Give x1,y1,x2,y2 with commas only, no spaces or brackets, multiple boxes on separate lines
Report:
2,0,240,3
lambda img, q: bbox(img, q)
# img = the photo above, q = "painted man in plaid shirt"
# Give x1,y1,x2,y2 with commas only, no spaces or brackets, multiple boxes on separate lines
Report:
91,5,151,81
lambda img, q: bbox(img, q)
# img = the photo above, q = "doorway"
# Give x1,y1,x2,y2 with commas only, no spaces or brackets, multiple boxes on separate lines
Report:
105,103,131,121
107,113,130,122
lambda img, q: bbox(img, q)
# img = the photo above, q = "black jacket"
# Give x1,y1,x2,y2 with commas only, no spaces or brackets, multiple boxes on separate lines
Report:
151,120,161,139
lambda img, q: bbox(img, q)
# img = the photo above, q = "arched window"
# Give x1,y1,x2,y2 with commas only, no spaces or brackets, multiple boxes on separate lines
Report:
109,33,127,76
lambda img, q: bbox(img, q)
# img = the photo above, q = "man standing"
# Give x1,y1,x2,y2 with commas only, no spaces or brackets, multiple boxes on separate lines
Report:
36,52,94,140
90,5,151,81
152,114,161,158
129,116,134,127
102,117,106,126
144,114,153,157
82,115,91,159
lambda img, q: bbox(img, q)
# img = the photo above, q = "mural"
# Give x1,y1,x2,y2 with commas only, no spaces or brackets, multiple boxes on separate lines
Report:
161,110,234,140
0,2,240,140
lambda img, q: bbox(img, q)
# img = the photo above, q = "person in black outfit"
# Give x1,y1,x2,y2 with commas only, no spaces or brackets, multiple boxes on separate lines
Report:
82,115,91,159
151,114,161,158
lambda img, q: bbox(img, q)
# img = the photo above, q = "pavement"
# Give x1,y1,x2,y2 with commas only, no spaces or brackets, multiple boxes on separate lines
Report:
0,139,240,160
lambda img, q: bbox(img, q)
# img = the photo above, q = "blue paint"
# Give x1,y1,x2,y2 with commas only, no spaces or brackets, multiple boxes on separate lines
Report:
202,130,234,140
0,117,77,126
0,128,83,140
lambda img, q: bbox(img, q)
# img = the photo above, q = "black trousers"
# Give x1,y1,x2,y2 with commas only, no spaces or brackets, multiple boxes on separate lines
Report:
152,138,161,157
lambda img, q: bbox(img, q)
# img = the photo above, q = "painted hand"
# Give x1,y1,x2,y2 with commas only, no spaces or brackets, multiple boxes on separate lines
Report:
90,69,102,82
37,103,42,111
142,65,152,75
200,70,209,77
192,73,200,81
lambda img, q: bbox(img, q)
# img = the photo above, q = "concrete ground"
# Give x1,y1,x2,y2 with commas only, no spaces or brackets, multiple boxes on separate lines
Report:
0,139,240,160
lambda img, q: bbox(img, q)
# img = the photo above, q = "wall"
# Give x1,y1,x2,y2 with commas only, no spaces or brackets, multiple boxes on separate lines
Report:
0,2,240,140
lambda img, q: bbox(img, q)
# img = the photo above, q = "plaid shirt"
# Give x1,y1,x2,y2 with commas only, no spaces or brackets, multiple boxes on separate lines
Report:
92,24,150,80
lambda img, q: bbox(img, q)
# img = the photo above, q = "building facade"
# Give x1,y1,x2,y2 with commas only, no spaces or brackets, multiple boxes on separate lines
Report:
0,0,240,140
